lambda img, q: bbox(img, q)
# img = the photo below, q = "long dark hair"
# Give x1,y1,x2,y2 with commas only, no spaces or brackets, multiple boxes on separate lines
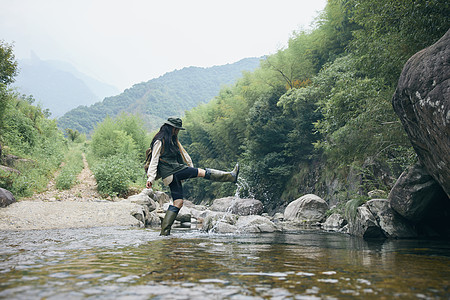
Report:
151,124,179,154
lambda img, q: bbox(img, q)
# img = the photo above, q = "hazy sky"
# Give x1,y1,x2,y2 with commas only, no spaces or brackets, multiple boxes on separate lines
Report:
0,0,327,91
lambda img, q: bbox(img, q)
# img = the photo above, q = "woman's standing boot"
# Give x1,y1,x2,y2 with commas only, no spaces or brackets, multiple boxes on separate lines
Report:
160,205,179,236
204,163,239,183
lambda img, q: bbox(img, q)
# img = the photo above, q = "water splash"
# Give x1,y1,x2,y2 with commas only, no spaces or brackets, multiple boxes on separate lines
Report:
207,177,251,234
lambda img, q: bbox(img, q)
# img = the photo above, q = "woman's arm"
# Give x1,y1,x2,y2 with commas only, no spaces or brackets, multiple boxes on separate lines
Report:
178,141,194,168
146,140,162,188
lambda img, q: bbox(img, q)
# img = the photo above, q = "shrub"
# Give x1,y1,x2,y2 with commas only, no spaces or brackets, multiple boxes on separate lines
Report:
55,148,84,190
92,154,142,197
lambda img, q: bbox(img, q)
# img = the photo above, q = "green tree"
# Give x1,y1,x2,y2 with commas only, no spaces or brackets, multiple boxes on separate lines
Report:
346,0,450,83
0,41,18,85
66,128,80,142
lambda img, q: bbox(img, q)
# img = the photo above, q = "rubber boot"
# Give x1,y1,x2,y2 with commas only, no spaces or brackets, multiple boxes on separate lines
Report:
160,205,179,236
204,163,239,183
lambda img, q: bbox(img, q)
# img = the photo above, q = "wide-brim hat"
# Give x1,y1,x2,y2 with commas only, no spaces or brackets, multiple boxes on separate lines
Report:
164,117,185,130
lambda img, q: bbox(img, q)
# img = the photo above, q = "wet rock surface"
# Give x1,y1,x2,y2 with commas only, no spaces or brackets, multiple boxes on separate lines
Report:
392,29,450,197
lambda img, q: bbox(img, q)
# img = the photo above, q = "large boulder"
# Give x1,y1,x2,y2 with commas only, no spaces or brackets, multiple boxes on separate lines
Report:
345,198,419,239
201,212,278,234
176,206,191,223
210,197,263,216
350,206,385,239
389,163,447,222
127,192,157,212
202,212,239,233
366,199,417,238
0,188,16,208
391,29,450,198
235,215,279,233
284,194,328,223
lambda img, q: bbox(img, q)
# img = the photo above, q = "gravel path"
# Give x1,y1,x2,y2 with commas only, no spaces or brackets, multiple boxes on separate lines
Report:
0,155,142,230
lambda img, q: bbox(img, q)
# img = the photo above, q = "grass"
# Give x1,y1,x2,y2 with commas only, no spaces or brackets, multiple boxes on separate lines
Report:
55,146,84,190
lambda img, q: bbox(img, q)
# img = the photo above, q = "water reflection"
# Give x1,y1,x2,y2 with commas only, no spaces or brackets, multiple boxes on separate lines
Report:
0,227,449,299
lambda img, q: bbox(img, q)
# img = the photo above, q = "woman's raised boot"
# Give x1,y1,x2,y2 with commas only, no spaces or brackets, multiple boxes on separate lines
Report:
160,205,179,236
204,163,239,183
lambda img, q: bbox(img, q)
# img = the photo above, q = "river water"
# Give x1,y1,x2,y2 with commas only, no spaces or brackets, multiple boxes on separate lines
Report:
0,226,449,299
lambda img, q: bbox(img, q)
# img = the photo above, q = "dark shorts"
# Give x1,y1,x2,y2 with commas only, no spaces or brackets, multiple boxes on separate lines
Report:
169,167,199,200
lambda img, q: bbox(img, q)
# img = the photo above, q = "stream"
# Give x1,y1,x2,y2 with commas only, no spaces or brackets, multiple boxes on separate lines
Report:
0,226,449,299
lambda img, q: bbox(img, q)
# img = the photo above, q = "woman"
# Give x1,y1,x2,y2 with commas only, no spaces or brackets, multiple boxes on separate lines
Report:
146,117,239,235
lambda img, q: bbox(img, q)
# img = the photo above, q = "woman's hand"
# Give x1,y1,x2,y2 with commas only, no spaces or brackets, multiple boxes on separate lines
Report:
146,181,152,189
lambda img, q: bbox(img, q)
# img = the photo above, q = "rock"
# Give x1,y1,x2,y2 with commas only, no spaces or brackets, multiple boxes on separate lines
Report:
392,29,450,198
211,221,237,234
284,194,328,223
127,193,157,212
202,212,239,233
273,212,284,222
368,190,387,199
201,212,278,234
129,204,147,227
145,211,161,227
2,154,36,168
0,165,20,175
182,200,196,208
176,206,191,223
235,215,279,233
350,206,385,239
140,188,155,198
0,188,16,208
322,213,346,231
389,163,447,222
189,207,209,221
210,197,264,216
366,199,417,238
154,191,170,205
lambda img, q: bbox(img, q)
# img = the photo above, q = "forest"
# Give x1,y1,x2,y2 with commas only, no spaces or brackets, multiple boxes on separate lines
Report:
0,0,448,212
177,0,449,211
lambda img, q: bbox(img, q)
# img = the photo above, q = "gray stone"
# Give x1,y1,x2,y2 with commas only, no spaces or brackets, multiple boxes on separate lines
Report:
130,204,146,227
0,188,16,208
350,206,385,239
389,163,447,222
368,190,387,199
140,188,155,198
127,193,157,212
211,221,237,234
322,213,346,231
145,212,161,227
0,165,20,175
273,212,284,221
284,194,328,223
176,206,191,223
235,215,278,233
210,197,263,216
201,212,239,233
366,199,417,238
153,191,171,207
392,29,450,198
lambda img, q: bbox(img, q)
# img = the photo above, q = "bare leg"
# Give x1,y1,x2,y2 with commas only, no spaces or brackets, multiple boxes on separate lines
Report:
173,199,184,209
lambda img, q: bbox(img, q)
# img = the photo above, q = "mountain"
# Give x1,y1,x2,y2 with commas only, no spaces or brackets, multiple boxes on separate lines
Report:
13,54,120,117
57,57,262,134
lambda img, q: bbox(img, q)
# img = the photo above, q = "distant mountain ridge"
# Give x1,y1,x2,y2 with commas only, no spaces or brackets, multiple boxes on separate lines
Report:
13,54,120,117
57,57,262,134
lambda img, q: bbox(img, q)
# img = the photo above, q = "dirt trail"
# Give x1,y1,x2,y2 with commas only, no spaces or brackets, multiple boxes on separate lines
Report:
0,154,142,230
26,154,104,202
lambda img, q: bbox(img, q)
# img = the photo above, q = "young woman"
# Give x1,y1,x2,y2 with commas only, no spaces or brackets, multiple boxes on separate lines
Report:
146,117,239,235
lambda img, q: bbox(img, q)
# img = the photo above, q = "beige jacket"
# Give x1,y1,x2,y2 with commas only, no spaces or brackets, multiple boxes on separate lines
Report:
146,140,194,186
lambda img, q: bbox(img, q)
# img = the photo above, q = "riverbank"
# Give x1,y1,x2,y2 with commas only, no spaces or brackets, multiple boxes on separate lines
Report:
0,155,142,231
